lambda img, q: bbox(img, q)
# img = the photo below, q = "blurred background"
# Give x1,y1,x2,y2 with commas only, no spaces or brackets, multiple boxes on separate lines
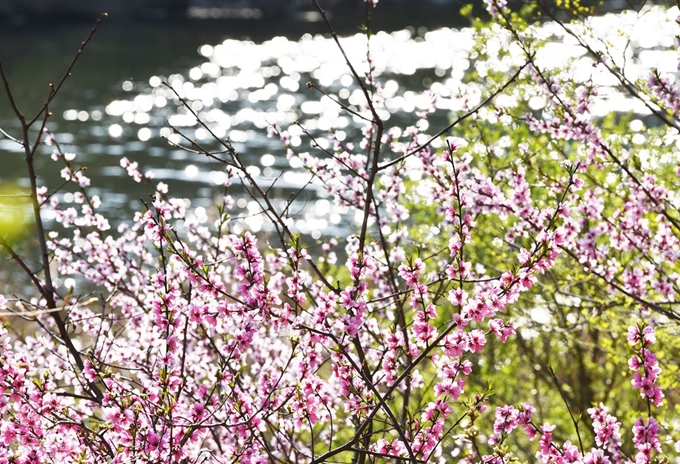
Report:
0,0,495,222
0,0,650,228
0,0,665,288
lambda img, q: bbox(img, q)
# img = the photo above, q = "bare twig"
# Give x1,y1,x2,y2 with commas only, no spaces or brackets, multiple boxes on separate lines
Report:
380,59,532,170
27,13,108,127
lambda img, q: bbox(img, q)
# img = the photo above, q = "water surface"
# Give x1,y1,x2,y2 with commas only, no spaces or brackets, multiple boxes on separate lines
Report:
0,3,677,238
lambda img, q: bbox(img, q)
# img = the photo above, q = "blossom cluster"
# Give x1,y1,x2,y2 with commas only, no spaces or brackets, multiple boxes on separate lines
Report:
0,0,678,462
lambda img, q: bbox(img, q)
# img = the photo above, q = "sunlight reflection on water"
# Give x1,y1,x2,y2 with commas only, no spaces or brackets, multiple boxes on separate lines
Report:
59,5,680,234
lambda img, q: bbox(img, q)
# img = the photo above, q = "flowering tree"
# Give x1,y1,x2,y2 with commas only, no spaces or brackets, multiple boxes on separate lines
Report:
0,0,678,463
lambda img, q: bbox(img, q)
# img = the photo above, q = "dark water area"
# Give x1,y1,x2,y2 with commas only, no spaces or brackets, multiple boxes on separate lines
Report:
0,1,473,113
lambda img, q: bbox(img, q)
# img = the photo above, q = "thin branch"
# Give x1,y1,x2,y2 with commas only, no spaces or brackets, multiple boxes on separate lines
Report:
0,126,24,146
380,58,532,170
548,365,585,455
27,13,108,126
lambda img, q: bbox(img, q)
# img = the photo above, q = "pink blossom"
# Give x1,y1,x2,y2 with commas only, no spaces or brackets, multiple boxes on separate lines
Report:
467,330,486,353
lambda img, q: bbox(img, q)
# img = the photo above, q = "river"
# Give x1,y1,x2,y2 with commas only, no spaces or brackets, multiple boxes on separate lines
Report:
0,1,677,239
